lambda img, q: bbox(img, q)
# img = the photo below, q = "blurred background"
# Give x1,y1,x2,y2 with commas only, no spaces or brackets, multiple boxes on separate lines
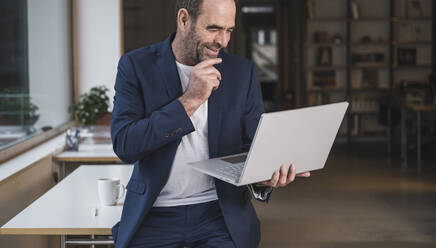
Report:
0,0,435,247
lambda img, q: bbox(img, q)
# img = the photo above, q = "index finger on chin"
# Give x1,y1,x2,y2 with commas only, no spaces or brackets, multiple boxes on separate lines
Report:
197,58,222,68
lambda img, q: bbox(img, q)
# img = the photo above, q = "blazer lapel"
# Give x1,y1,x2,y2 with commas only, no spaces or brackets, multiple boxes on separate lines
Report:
156,33,183,100
208,53,225,158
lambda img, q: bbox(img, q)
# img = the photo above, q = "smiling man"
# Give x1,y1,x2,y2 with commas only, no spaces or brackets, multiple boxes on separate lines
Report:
110,0,309,247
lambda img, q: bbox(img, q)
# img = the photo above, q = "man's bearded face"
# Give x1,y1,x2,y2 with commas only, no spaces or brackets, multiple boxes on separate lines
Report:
183,22,222,64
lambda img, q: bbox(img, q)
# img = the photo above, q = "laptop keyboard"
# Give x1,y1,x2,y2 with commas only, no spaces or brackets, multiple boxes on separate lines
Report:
215,159,245,182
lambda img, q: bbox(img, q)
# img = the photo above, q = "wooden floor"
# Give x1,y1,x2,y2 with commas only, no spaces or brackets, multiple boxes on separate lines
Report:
254,143,436,248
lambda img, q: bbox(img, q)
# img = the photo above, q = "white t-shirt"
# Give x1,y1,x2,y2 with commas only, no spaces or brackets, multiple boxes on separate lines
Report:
153,61,218,207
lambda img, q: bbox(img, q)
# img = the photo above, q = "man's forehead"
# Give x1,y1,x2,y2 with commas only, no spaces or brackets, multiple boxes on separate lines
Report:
197,0,236,27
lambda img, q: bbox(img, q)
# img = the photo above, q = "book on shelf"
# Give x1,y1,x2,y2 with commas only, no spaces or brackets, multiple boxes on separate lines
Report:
350,95,379,113
312,70,336,88
351,52,385,66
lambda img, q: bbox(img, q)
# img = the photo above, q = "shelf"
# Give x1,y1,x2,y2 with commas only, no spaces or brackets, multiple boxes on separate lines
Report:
393,65,433,69
351,65,389,69
306,65,347,71
350,42,390,47
308,88,345,93
350,88,390,93
392,17,433,22
349,18,391,22
306,43,346,47
307,18,347,22
393,41,434,46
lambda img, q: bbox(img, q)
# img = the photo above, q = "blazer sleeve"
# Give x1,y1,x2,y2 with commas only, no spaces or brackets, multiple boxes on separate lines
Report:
110,54,195,164
242,63,273,203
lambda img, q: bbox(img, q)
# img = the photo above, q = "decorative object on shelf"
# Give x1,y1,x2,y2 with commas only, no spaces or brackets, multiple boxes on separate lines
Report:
313,70,336,88
360,36,372,43
350,1,360,20
406,0,423,18
0,88,39,129
65,128,80,151
332,33,344,44
307,0,315,19
352,52,385,66
399,80,433,105
397,47,417,65
69,86,110,126
313,31,329,43
362,68,379,88
316,46,333,66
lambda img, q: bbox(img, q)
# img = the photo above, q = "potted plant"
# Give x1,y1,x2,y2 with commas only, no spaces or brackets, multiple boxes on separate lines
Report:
69,86,110,126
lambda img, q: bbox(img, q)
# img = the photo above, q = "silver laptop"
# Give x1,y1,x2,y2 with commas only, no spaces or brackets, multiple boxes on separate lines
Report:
188,102,349,186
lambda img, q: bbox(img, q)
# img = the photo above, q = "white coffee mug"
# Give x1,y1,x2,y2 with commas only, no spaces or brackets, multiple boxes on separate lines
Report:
97,178,125,206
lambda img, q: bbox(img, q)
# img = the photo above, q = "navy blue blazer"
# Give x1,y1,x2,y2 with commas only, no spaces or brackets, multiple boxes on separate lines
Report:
110,33,265,248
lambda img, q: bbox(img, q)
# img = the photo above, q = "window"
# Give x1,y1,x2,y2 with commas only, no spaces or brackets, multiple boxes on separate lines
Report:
0,0,72,151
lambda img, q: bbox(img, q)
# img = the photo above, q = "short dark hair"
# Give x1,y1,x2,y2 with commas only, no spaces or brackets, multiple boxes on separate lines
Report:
175,0,237,23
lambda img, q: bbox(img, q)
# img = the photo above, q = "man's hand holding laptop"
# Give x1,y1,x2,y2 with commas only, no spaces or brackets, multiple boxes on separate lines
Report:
258,163,311,188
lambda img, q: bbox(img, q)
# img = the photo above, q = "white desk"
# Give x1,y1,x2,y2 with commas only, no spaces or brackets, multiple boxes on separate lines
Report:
0,165,133,247
54,144,123,179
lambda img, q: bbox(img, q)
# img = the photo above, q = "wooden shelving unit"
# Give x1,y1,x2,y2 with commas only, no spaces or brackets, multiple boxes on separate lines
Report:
304,0,435,150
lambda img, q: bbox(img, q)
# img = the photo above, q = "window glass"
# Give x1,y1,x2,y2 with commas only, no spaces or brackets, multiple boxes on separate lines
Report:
0,0,72,150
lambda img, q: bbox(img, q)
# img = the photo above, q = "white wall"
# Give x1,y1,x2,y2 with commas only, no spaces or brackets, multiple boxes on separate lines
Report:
73,0,122,111
28,0,72,129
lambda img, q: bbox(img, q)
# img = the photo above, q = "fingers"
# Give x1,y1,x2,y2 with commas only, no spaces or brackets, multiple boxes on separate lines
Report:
263,164,310,189
264,165,288,188
278,164,288,187
211,79,220,90
268,170,280,187
286,163,296,184
196,58,222,69
297,171,311,177
201,67,222,81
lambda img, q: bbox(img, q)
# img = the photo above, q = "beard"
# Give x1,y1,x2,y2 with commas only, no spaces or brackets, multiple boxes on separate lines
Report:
182,24,221,65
